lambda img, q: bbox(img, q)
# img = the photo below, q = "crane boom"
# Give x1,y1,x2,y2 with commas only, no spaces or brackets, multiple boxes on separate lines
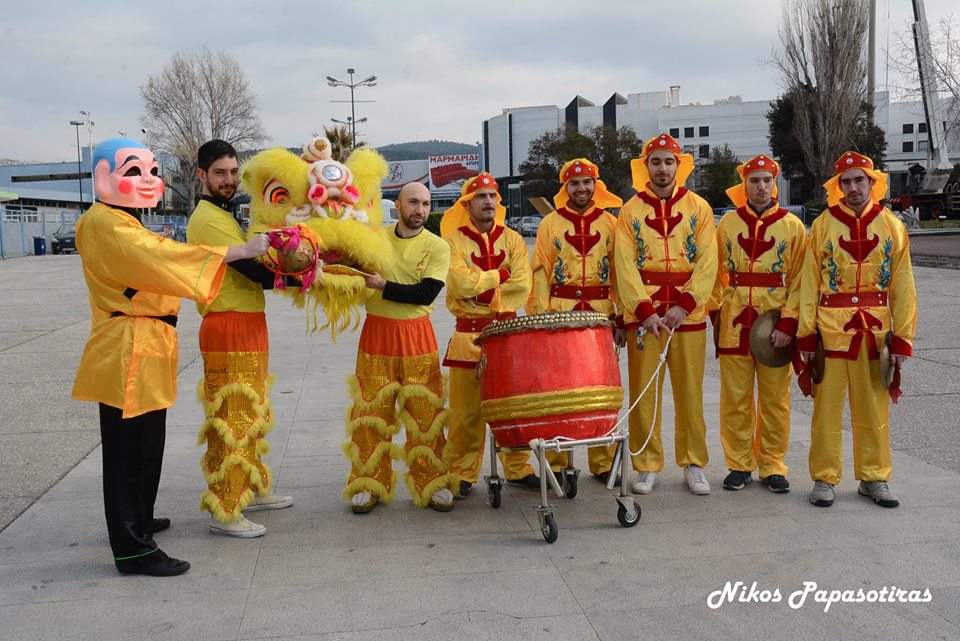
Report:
912,0,953,191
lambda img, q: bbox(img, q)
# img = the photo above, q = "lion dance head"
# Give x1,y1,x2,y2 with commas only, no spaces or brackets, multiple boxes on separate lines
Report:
242,135,391,335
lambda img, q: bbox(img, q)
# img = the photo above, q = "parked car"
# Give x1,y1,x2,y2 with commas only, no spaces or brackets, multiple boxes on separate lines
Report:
50,223,76,254
519,216,542,236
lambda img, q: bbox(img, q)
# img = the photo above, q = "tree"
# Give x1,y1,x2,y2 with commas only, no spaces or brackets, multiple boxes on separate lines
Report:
140,48,268,213
768,90,887,203
890,14,960,145
321,124,367,162
697,144,741,208
772,0,871,192
518,125,644,202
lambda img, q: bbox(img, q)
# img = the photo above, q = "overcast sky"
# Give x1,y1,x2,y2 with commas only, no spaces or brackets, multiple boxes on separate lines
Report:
0,0,954,163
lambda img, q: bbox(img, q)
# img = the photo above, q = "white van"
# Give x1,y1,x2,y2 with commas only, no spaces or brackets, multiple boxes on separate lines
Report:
381,199,398,226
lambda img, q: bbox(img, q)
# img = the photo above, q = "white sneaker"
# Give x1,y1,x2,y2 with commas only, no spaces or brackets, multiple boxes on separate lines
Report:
684,465,711,495
209,515,266,538
244,494,294,511
428,488,454,512
631,471,659,494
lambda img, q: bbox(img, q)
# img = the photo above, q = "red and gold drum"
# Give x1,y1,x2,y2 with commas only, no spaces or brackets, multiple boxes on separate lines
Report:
476,311,623,448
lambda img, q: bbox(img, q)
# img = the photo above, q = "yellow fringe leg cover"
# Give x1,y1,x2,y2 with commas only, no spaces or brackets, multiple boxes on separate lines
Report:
342,373,402,501
196,353,275,523
397,367,458,507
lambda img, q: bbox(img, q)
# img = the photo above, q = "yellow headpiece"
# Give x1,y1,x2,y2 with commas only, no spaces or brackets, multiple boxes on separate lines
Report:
553,158,623,210
440,171,506,238
725,154,780,209
823,151,888,207
630,133,695,193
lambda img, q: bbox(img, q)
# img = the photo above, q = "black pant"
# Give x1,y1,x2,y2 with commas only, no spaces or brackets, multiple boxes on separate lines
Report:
98,404,166,561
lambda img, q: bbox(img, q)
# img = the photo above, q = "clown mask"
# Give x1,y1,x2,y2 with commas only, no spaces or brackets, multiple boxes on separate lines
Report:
93,138,164,209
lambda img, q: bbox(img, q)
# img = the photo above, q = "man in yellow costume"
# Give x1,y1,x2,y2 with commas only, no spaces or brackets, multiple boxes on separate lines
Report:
441,172,538,496
343,181,458,514
186,140,294,538
710,155,807,494
613,133,717,495
798,151,917,509
73,137,269,576
528,158,625,483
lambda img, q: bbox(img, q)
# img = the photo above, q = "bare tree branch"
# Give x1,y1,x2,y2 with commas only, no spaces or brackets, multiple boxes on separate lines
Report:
139,48,268,213
772,0,870,191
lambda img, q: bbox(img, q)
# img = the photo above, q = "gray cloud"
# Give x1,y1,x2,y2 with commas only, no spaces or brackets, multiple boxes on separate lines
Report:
1,0,952,162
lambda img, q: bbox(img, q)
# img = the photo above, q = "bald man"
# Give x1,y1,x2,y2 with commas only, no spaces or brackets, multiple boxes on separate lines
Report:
342,182,458,514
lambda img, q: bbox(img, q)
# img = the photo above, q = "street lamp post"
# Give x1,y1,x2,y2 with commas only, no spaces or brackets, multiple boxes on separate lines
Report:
326,68,377,149
330,116,368,147
69,120,85,212
80,110,95,197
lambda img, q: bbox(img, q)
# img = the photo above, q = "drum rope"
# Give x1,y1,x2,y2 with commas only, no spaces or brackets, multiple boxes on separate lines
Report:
539,330,674,457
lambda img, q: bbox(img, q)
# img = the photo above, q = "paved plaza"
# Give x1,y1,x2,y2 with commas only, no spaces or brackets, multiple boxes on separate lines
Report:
0,251,959,641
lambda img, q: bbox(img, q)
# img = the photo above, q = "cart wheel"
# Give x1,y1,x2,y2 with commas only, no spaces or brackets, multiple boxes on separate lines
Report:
617,500,641,527
541,513,559,543
564,474,578,499
488,483,501,509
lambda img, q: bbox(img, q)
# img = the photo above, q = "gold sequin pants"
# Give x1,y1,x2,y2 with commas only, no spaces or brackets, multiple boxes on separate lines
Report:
343,314,457,507
197,311,274,522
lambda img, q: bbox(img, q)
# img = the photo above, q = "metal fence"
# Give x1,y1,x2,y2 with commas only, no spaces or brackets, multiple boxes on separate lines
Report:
0,208,188,259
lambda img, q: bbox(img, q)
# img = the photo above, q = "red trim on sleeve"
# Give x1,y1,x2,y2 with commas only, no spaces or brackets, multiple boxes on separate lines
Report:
890,335,912,358
497,269,510,284
635,302,656,324
775,317,799,338
797,334,818,352
676,292,697,315
476,289,495,304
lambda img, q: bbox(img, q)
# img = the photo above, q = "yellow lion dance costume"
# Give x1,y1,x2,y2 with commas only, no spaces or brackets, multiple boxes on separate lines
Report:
242,138,393,333
240,136,454,513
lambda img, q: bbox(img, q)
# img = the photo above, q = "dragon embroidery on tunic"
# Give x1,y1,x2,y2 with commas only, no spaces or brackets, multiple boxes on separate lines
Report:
632,218,652,270
682,215,698,262
825,240,843,292
875,237,893,290
768,239,788,293
551,237,569,285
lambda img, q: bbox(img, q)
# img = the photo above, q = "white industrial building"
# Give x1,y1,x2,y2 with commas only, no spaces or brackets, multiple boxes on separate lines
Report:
482,86,960,206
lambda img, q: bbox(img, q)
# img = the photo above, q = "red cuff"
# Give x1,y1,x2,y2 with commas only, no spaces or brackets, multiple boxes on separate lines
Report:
476,289,495,304
890,335,913,358
676,292,697,315
796,334,817,352
635,302,656,324
497,269,510,284
775,316,799,338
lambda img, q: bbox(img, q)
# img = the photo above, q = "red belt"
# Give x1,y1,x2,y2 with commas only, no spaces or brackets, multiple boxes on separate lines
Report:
819,292,888,307
728,272,784,288
455,313,517,333
640,270,691,287
550,284,610,300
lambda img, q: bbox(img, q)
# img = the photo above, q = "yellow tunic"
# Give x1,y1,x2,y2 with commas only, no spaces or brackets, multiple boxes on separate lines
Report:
72,202,227,418
711,203,807,353
366,224,451,320
797,201,917,358
614,186,717,328
528,205,619,317
186,199,265,314
443,221,531,365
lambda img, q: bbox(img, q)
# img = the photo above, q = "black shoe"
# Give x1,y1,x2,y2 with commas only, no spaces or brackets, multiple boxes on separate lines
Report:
151,517,171,533
762,474,790,494
506,473,540,491
456,480,473,499
594,470,622,485
722,470,753,491
116,549,190,577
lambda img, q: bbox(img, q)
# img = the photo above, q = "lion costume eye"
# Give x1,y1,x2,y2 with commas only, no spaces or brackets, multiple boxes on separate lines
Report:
264,180,290,205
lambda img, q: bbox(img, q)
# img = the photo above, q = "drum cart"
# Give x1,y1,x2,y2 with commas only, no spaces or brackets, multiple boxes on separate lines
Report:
474,311,642,543
484,432,640,543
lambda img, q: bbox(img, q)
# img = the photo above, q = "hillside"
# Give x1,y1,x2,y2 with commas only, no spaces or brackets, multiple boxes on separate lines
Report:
377,140,477,161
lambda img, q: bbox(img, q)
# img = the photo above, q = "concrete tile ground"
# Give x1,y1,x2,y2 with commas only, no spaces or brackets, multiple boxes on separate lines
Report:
0,254,958,640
